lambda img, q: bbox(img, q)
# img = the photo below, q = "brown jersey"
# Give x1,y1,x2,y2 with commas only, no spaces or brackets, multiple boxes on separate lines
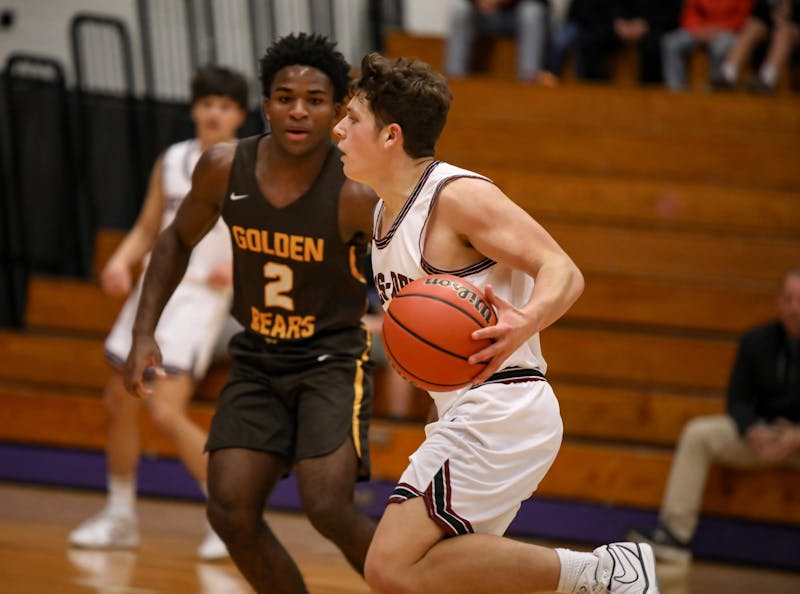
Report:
222,134,369,362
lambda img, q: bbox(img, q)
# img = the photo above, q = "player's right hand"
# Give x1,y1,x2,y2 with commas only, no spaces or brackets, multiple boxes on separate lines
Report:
124,335,167,398
101,258,133,298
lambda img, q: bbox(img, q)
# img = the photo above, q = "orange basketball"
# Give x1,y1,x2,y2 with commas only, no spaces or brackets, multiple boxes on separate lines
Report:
382,274,497,391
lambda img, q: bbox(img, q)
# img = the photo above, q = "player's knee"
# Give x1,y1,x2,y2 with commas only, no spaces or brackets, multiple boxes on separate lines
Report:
206,496,251,545
147,398,182,435
303,494,349,540
364,551,414,594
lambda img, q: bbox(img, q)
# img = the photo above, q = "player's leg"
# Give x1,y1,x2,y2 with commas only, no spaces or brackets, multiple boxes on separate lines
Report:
207,447,306,594
146,372,228,559
365,497,562,594
147,373,205,481
296,438,376,574
293,356,376,573
69,371,141,548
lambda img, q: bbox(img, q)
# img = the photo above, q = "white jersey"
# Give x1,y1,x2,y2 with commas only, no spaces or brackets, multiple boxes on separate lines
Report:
151,139,232,283
374,161,563,536
105,138,236,379
371,161,547,399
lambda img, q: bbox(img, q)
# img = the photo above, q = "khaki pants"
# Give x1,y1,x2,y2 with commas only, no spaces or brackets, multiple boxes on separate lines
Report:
660,414,800,543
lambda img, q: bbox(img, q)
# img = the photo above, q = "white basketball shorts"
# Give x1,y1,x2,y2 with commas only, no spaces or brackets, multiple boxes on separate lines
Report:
105,278,232,380
389,370,562,536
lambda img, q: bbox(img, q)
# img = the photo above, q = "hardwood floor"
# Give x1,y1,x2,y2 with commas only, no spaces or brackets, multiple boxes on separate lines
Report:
0,482,797,593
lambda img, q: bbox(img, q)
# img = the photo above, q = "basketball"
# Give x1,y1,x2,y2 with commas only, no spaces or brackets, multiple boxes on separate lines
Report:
382,274,497,391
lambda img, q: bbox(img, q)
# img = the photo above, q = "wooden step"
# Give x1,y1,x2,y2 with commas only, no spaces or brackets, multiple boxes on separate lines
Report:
572,274,775,335
548,221,800,289
544,325,735,391
437,120,800,191
484,168,800,237
445,78,800,139
26,271,774,339
26,276,123,334
3,385,797,525
0,331,228,399
1,323,736,395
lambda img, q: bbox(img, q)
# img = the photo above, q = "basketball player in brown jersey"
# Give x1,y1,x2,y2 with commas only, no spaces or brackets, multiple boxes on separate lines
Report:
123,34,378,594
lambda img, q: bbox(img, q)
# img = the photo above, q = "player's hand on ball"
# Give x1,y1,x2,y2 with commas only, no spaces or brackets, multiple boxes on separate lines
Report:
468,285,533,385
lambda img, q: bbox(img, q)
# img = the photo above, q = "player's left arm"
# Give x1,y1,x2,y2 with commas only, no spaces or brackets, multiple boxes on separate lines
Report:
438,177,584,383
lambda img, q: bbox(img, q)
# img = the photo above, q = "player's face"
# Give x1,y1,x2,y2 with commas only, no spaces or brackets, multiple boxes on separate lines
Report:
264,65,338,156
333,95,384,184
778,274,800,339
191,95,246,146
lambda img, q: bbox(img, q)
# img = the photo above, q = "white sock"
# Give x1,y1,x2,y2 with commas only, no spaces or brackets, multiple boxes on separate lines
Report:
555,548,599,594
721,62,738,83
106,474,136,518
759,65,777,87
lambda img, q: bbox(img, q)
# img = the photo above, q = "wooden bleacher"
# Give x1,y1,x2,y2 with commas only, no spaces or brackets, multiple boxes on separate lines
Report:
2,41,800,533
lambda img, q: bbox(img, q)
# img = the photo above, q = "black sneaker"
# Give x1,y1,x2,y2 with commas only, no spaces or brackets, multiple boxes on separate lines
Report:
710,74,736,91
626,526,691,563
745,76,775,95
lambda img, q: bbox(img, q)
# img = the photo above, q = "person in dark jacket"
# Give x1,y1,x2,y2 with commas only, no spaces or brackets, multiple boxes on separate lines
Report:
576,0,681,84
628,267,800,562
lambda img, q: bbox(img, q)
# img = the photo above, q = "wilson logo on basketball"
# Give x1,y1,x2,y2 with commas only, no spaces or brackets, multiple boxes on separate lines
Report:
423,277,494,324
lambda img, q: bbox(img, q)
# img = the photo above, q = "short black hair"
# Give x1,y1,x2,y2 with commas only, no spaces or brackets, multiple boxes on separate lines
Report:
259,33,350,102
190,64,249,110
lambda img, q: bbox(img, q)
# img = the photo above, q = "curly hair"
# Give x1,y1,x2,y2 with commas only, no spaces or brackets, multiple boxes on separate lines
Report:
259,33,351,102
352,53,451,159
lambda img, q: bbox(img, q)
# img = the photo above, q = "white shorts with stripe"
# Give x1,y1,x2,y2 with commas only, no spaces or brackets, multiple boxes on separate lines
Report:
389,369,562,536
105,277,233,381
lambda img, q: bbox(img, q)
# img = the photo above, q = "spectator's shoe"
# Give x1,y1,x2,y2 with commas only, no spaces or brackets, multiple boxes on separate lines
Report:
589,542,660,593
745,77,775,95
710,74,736,91
69,511,138,549
627,526,691,563
197,527,229,561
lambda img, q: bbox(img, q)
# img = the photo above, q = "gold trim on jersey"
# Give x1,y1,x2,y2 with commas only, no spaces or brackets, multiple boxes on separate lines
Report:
349,245,366,283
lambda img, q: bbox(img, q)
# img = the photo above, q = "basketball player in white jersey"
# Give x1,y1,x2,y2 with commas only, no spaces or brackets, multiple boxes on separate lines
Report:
333,53,660,594
69,65,249,560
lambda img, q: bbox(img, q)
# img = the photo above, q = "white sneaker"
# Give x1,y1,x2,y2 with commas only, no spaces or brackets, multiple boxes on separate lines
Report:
197,528,229,561
590,542,660,594
69,511,138,549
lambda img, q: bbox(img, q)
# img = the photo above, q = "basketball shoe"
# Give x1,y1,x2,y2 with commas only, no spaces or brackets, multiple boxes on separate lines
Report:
68,510,139,549
576,542,660,593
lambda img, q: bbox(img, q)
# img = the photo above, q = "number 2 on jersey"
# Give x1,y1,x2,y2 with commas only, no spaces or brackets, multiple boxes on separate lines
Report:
263,262,294,310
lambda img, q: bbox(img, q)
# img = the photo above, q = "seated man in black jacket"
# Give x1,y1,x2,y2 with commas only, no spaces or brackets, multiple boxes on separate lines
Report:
628,267,800,562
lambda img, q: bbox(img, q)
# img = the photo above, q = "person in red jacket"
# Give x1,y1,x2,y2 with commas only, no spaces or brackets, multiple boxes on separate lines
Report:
661,0,754,90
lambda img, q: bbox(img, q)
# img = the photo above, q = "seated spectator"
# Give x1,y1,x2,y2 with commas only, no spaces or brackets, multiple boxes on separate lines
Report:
628,268,800,562
577,0,681,85
714,0,800,92
544,0,601,78
444,0,549,82
661,0,755,91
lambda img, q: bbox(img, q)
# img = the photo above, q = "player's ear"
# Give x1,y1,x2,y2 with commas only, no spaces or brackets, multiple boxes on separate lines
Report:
385,123,401,145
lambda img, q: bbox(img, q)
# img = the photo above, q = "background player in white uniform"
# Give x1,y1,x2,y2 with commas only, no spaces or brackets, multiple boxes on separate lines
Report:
69,65,248,561
333,53,661,594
